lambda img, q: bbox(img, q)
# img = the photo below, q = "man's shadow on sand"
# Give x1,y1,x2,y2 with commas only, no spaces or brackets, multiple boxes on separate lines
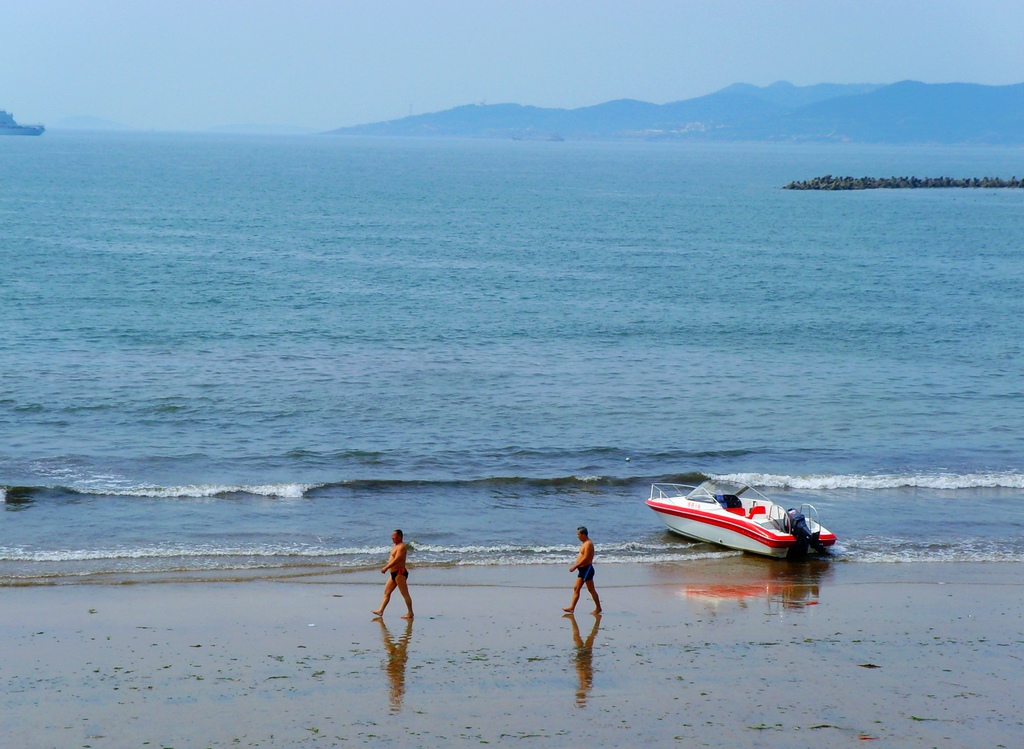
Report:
375,617,413,712
564,612,601,708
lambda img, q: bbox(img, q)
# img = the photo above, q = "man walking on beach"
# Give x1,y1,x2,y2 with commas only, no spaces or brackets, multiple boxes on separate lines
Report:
564,526,602,614
373,529,414,619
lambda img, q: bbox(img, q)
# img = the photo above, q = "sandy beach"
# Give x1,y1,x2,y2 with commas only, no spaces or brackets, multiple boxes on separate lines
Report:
2,559,1022,748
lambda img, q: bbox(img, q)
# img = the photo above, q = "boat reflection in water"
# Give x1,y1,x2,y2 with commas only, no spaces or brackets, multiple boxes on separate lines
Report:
564,613,601,708
375,617,413,712
652,557,833,614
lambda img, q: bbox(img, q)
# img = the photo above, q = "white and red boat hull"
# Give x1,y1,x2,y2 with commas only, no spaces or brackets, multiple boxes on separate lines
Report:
646,486,837,559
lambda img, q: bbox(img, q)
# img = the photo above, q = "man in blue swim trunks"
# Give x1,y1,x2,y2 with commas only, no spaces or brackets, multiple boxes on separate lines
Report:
564,526,602,614
373,529,414,619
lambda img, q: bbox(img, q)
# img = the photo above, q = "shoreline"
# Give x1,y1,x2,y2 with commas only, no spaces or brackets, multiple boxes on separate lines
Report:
3,560,1022,747
4,550,1022,588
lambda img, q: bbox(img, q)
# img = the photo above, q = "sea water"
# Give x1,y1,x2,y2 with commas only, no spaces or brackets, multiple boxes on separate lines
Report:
2,133,1023,582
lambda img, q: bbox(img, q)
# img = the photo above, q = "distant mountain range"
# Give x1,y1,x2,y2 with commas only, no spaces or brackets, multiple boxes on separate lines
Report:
51,116,137,131
204,123,319,135
327,81,1024,144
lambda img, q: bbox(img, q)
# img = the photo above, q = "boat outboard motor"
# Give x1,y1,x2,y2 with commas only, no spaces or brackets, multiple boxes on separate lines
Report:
786,509,830,557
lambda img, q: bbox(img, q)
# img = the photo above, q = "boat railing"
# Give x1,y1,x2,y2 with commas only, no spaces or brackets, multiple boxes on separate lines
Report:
767,503,790,532
799,503,822,533
767,503,823,534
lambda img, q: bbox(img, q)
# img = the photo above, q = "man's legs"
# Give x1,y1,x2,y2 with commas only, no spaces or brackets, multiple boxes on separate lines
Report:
373,577,397,616
584,578,601,614
395,576,414,618
564,577,584,613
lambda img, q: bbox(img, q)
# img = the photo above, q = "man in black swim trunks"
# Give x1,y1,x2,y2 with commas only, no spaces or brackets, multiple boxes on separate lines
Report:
564,526,602,614
373,529,414,619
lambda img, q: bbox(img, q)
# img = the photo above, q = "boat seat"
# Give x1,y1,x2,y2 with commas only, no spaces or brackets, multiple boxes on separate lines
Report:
726,507,745,515
747,505,767,519
716,493,743,509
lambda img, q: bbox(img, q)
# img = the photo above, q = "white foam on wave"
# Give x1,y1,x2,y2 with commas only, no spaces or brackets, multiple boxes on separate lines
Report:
714,471,1024,490
850,549,1024,563
411,540,699,556
397,540,741,566
413,542,578,555
450,550,739,566
11,534,1020,567
97,483,320,499
0,543,382,563
841,536,1024,563
0,539,727,566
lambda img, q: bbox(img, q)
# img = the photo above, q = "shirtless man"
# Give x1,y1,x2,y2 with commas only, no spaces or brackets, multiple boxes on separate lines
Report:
564,526,602,614
372,529,414,619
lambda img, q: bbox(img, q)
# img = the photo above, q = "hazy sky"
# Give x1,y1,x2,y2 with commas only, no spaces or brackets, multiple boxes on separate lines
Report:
3,0,1023,131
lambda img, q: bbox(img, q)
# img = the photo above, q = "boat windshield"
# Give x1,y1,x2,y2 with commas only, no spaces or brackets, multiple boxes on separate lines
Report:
689,481,749,499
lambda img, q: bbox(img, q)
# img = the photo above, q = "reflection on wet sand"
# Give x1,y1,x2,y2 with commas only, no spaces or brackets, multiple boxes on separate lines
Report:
565,613,601,708
651,557,834,613
375,617,413,712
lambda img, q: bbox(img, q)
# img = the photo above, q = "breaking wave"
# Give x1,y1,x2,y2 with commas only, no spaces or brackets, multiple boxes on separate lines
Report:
1,483,319,501
0,539,720,565
838,537,1024,563
6,469,1023,505
713,471,1024,491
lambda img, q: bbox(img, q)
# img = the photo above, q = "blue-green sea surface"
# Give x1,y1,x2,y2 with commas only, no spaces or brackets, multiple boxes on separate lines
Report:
2,134,1023,580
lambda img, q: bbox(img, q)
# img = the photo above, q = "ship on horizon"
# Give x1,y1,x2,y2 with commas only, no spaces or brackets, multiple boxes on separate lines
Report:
1,110,45,136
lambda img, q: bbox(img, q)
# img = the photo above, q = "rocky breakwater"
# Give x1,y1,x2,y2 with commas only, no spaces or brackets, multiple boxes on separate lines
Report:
784,175,1024,190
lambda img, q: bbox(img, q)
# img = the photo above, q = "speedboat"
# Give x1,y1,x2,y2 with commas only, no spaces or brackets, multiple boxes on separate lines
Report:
646,480,836,559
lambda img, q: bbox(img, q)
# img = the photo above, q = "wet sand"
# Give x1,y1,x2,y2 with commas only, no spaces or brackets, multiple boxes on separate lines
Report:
2,559,1022,748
